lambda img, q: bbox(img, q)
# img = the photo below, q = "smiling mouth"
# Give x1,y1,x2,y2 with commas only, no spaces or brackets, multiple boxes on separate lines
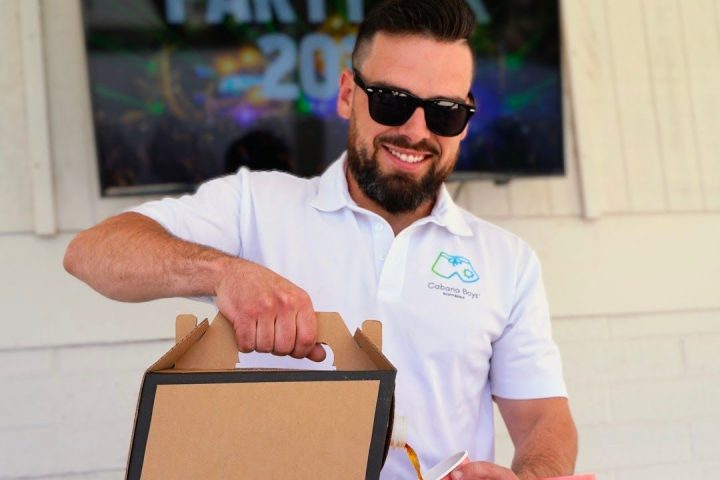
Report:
383,144,432,164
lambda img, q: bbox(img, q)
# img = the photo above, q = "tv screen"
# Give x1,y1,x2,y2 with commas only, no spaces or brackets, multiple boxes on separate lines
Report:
82,0,563,196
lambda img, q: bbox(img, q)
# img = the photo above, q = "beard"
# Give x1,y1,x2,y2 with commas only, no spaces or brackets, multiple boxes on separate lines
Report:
346,122,457,215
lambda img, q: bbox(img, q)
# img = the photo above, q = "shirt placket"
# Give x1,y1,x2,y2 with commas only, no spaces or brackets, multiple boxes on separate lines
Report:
375,225,412,300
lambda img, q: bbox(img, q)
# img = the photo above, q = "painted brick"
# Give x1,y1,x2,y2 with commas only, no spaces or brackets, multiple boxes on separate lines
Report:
45,471,124,479
614,462,705,480
0,421,130,477
609,377,720,423
560,338,684,385
56,340,173,374
684,335,720,375
605,338,686,383
585,470,614,480
57,421,132,472
690,417,720,460
576,423,692,471
552,316,610,343
492,403,515,467
53,371,142,424
0,369,141,429
608,310,720,338
697,460,720,478
493,433,514,469
0,376,53,428
558,341,613,387
0,348,54,378
566,383,611,426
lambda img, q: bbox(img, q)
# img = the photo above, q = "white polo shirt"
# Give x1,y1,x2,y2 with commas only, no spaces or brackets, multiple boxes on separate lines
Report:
131,154,567,479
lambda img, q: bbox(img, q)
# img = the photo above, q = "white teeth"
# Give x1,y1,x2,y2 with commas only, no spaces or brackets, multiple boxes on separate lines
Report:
389,148,425,163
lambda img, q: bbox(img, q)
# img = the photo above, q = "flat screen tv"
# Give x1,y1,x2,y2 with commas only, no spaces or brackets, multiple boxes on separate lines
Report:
82,0,564,196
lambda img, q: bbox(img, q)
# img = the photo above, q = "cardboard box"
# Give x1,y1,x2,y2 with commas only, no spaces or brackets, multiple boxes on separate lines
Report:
126,312,396,479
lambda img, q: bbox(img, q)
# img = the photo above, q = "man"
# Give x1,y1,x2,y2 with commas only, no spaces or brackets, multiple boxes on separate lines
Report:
64,1,577,478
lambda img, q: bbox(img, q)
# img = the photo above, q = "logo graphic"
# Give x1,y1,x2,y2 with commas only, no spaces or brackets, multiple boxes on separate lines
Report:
431,252,479,283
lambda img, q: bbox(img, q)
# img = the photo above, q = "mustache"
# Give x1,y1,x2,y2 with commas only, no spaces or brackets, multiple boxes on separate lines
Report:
374,134,440,157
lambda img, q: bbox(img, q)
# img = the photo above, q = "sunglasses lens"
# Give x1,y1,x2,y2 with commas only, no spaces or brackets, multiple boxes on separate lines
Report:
368,90,415,126
425,102,471,137
358,74,473,137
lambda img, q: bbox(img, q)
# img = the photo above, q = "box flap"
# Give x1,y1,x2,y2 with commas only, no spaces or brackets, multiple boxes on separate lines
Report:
175,314,199,344
361,319,382,351
174,312,378,371
355,328,394,371
148,319,209,372
174,312,237,370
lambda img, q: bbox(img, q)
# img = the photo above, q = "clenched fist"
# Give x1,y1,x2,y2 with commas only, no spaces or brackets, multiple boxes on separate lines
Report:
214,258,326,361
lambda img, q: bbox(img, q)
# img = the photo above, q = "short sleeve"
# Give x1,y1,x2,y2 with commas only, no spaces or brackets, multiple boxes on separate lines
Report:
489,246,567,399
128,170,249,257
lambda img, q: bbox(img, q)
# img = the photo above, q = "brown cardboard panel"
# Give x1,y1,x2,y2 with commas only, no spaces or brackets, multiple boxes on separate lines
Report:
147,320,209,373
175,314,199,344
314,313,377,370
361,320,382,351
140,380,380,479
174,313,237,370
354,329,394,371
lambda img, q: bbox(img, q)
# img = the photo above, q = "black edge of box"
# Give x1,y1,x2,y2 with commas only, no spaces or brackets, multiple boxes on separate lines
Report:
365,371,396,480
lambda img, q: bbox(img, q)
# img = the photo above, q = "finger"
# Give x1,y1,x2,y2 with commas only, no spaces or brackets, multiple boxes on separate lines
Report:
453,461,516,480
307,343,327,362
255,314,275,353
291,308,318,359
233,315,257,353
272,309,296,356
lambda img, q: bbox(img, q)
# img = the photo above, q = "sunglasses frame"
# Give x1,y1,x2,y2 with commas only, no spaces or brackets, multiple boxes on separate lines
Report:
352,69,476,137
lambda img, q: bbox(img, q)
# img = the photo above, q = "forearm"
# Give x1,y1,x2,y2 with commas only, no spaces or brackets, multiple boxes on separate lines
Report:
511,412,578,479
64,212,232,302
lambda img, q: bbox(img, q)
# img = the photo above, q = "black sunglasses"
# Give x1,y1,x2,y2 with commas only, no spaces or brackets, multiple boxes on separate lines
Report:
353,69,476,137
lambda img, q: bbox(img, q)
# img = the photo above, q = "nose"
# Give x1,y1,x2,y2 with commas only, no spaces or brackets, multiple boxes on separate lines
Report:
396,106,432,144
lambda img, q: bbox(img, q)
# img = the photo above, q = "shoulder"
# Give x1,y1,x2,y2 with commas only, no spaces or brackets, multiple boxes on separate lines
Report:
239,168,321,203
458,207,533,255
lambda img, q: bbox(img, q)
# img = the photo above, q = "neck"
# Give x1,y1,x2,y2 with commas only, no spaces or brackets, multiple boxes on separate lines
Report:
346,169,435,236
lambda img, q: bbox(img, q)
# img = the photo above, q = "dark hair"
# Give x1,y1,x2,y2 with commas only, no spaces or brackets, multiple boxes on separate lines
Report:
352,0,476,68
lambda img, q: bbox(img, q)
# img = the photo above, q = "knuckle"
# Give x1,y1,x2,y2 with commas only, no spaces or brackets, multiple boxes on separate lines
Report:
236,336,255,353
295,330,315,348
274,342,293,356
258,295,275,312
277,291,293,308
296,290,312,308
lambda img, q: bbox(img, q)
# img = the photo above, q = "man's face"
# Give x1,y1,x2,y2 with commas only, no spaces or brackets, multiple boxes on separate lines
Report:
337,33,474,214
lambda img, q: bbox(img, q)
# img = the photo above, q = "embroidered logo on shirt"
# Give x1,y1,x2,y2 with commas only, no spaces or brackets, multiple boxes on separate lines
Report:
431,252,479,283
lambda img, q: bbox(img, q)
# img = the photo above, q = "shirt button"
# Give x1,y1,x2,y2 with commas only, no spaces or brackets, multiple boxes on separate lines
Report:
373,223,383,232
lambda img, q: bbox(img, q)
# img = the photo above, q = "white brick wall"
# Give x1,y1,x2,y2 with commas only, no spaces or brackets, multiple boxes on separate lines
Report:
540,310,720,478
0,341,171,478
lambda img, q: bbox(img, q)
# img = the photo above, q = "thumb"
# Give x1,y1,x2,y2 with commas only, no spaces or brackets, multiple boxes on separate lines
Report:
307,343,327,362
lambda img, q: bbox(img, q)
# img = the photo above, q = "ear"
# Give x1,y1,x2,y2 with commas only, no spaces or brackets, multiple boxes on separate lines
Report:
458,123,470,141
336,68,354,120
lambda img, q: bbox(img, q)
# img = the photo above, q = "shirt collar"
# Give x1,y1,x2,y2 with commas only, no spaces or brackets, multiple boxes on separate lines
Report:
429,184,474,237
310,152,354,213
310,152,473,237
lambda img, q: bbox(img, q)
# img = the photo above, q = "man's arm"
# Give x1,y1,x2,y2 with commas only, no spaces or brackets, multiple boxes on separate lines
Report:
496,396,577,479
64,212,228,302
450,397,577,480
63,212,324,360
